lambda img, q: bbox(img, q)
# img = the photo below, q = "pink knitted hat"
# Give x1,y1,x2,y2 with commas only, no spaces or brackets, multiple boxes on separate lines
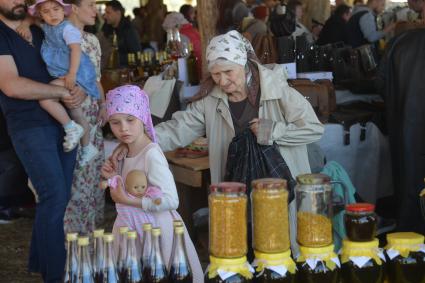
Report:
28,0,72,17
106,85,157,143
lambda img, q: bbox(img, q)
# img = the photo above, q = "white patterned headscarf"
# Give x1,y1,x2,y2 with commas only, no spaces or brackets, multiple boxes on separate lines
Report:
206,30,255,70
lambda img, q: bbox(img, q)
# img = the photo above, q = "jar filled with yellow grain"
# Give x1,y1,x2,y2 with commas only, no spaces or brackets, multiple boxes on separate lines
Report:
295,173,333,247
209,182,248,258
251,178,290,253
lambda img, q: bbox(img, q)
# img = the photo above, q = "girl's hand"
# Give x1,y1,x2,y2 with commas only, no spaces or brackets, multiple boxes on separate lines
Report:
249,118,260,137
16,23,32,43
64,73,77,90
109,143,129,169
100,159,117,180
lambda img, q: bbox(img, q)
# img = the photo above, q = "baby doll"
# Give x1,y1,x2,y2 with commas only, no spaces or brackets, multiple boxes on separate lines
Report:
101,170,162,205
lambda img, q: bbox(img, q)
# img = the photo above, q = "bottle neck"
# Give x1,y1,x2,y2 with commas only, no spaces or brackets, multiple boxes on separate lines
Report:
170,232,190,267
152,234,165,266
142,231,152,264
104,241,116,268
118,234,128,267
78,245,94,279
94,237,104,271
126,237,138,261
65,240,78,277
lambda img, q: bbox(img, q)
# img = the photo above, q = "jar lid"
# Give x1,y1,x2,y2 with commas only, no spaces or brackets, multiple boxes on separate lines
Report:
299,244,335,255
252,178,287,190
387,232,424,246
209,256,248,266
210,182,246,193
296,173,331,185
346,203,375,212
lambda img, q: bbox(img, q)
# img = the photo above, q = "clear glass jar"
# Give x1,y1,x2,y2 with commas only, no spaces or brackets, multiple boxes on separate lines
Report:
251,178,289,253
209,182,248,258
295,174,333,247
344,203,377,242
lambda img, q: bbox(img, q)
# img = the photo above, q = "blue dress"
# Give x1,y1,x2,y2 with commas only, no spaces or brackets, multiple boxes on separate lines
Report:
41,20,100,99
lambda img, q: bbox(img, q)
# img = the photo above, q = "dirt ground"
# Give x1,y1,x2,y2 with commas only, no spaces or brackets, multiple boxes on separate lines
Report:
0,203,208,283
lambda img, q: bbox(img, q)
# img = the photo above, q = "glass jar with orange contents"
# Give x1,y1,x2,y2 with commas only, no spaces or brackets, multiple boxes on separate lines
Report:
209,182,248,258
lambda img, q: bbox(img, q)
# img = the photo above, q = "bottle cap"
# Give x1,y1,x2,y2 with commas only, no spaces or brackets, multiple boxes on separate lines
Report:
296,173,331,185
175,226,184,234
119,226,129,234
346,203,375,213
66,233,78,241
173,220,183,227
152,227,161,236
127,230,137,239
78,236,89,246
93,229,105,238
103,233,114,242
143,223,152,231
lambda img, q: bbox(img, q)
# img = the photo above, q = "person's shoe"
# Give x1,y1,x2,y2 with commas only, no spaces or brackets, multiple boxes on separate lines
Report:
79,143,99,167
63,121,84,152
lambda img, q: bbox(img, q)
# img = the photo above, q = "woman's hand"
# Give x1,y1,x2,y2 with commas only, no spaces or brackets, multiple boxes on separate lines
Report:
108,143,129,169
97,103,108,126
100,159,117,180
249,118,259,137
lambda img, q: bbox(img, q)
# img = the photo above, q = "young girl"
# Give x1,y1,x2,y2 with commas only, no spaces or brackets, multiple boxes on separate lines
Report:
26,0,100,165
101,85,203,281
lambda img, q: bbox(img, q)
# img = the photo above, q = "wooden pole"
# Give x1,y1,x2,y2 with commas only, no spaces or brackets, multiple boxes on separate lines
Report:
196,0,218,78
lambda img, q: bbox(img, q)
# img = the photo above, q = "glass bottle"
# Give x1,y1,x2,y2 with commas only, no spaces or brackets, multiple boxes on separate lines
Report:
126,231,143,283
344,203,377,242
251,178,289,253
168,220,184,269
64,232,79,283
145,227,168,283
107,32,119,69
168,225,192,283
93,229,104,283
127,53,139,82
295,174,333,247
253,250,296,283
205,257,253,283
102,233,120,283
143,52,153,78
141,223,153,275
77,236,95,283
118,227,129,283
209,182,248,258
186,43,199,86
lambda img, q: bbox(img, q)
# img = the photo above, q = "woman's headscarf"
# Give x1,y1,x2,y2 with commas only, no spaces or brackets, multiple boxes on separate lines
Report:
106,85,157,143
162,12,189,30
193,30,260,107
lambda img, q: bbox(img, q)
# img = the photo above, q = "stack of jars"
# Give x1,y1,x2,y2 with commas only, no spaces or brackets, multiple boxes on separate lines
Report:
251,178,296,283
385,232,425,283
207,182,254,283
295,173,341,283
340,203,384,283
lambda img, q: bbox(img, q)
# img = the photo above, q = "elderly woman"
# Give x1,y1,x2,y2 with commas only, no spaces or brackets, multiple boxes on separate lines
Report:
107,31,324,255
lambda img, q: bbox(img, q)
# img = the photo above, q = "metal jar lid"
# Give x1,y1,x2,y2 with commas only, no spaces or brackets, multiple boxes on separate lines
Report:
296,173,331,185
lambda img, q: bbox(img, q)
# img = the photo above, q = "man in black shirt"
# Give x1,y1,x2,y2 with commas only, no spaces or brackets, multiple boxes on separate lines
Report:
103,0,141,66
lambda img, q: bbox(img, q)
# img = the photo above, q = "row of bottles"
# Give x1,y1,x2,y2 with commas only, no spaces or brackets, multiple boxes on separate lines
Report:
126,51,169,83
64,222,192,283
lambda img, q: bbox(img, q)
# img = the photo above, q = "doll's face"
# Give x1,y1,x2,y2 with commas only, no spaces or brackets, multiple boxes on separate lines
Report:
125,170,147,198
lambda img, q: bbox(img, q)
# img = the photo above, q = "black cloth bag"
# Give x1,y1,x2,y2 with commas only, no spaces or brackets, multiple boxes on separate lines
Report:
224,128,295,202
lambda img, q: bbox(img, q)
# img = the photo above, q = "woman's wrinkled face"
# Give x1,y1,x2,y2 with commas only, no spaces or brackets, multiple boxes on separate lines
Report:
72,0,97,26
209,63,246,95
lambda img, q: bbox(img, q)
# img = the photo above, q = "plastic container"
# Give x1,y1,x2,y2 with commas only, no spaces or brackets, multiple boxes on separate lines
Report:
251,178,290,253
209,182,248,258
295,174,333,247
340,239,384,283
385,232,425,283
344,203,377,242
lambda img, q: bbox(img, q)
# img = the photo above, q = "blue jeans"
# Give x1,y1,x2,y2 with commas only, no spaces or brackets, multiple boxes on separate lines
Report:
10,125,77,283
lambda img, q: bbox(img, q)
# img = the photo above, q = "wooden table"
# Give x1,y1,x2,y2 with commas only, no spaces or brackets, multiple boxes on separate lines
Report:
164,150,210,237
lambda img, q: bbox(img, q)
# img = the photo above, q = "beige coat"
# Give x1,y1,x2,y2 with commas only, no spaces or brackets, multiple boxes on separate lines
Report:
155,63,324,183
